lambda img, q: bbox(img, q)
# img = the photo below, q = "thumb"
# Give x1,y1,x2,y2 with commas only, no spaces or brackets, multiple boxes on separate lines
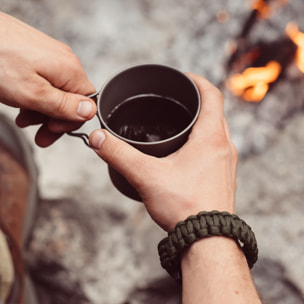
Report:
89,129,149,185
25,80,97,121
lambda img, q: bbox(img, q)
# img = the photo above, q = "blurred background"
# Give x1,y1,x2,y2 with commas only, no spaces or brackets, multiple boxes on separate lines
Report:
1,0,304,303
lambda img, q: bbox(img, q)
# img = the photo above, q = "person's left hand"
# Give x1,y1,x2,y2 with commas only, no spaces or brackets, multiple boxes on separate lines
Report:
0,12,97,147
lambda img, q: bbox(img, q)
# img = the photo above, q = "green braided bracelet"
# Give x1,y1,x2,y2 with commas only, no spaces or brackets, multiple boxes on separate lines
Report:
158,210,258,281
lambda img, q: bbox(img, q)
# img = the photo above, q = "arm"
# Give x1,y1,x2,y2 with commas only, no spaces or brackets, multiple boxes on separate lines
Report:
0,12,96,147
182,237,260,303
89,73,261,303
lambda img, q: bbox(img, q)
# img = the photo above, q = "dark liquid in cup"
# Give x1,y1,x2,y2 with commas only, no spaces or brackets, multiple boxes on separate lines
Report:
107,95,193,142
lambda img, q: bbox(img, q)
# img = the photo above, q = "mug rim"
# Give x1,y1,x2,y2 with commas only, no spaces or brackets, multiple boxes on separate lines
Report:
96,64,201,146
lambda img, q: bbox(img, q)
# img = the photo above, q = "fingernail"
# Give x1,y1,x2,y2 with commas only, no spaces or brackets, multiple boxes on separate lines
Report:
90,130,105,150
77,100,93,118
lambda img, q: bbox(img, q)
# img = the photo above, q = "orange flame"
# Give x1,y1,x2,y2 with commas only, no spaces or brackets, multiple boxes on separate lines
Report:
286,22,304,73
252,0,272,18
227,61,282,102
251,0,289,19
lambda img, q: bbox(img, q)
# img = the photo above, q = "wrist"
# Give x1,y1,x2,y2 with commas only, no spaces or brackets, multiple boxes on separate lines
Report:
160,195,235,231
157,211,258,281
181,236,246,272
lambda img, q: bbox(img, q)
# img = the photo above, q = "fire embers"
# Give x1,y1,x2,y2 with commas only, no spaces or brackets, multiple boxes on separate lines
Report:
251,0,288,19
227,61,281,102
286,23,304,73
225,0,303,102
226,37,297,102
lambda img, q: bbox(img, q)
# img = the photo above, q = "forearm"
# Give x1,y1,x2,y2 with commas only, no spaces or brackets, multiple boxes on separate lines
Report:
181,237,261,304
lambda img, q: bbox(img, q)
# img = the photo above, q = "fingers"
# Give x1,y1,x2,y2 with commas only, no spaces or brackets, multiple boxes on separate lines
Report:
184,73,227,148
14,76,97,147
34,123,64,147
16,109,84,132
223,118,233,142
16,109,45,127
16,108,85,147
186,72,224,121
33,39,95,96
0,12,97,147
89,73,228,184
89,129,151,186
21,76,97,121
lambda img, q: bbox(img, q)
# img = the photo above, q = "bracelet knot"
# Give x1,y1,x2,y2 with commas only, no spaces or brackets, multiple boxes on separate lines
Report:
158,210,258,282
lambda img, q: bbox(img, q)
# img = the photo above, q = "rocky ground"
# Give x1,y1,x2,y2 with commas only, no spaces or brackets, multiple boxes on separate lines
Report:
1,0,304,303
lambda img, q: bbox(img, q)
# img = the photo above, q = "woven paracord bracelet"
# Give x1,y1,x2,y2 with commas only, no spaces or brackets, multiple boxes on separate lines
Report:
157,210,258,281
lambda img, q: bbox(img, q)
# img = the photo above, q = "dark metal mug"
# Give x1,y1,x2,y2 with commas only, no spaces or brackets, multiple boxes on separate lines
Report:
69,64,201,201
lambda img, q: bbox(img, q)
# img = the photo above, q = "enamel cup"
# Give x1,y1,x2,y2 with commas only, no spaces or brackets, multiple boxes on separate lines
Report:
70,64,201,201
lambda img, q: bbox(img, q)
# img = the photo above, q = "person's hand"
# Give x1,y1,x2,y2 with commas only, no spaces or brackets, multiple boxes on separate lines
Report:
0,12,96,147
89,73,238,231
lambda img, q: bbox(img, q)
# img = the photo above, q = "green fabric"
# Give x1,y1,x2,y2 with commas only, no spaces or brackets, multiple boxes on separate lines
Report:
158,210,258,281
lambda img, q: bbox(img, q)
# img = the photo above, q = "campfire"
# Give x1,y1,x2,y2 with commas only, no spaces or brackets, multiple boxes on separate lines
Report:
227,61,281,102
225,0,303,102
286,22,304,73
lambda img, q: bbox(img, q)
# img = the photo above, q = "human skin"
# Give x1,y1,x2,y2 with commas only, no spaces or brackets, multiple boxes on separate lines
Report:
89,74,262,303
0,11,260,303
0,11,97,147
90,74,237,230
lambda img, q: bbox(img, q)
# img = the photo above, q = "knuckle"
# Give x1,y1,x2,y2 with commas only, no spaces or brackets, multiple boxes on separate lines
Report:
22,79,50,106
213,86,224,100
57,42,83,77
62,57,88,93
56,43,93,94
63,49,82,72
217,143,232,160
26,79,49,96
207,122,238,161
231,143,239,163
22,79,73,119
205,85,224,104
67,55,82,74
103,139,149,186
103,140,128,169
106,145,123,165
59,40,74,54
53,93,70,116
208,121,228,145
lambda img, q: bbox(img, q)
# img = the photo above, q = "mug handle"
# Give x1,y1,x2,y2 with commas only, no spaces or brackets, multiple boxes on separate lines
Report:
67,91,103,147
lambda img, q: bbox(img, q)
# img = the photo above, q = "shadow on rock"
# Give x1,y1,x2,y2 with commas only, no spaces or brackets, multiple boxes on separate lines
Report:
253,257,304,304
122,276,182,304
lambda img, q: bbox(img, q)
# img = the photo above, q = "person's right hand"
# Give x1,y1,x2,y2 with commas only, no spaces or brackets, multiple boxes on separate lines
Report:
89,73,238,231
90,74,261,304
0,12,97,147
